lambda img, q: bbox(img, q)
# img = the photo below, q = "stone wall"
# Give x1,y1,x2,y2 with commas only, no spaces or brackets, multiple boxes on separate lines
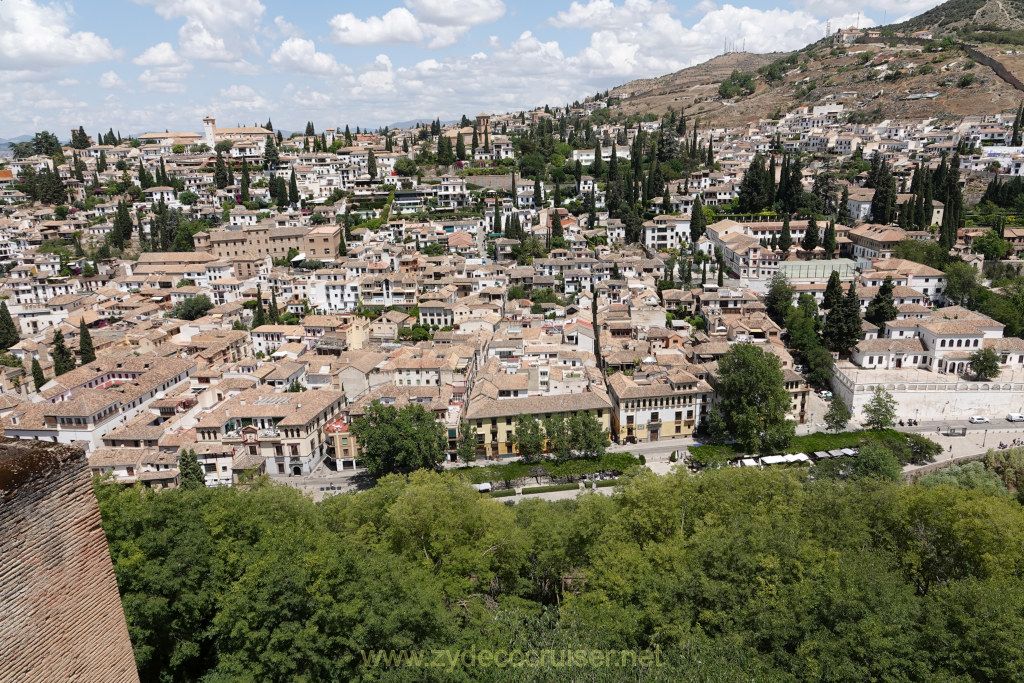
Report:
832,367,1024,422
0,439,139,683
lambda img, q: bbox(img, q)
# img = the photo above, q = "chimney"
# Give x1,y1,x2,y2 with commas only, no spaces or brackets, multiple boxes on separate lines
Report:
296,403,302,411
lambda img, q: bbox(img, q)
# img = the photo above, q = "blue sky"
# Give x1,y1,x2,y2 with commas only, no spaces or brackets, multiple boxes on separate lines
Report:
0,0,947,139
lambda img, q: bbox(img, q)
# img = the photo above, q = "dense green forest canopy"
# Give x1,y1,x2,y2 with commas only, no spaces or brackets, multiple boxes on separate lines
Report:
97,464,1024,682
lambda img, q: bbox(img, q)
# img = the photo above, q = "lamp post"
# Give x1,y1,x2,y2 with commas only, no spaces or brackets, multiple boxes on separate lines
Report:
983,429,988,447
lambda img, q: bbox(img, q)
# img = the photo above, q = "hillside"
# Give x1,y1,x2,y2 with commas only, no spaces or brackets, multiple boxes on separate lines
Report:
605,36,1022,127
888,0,1024,36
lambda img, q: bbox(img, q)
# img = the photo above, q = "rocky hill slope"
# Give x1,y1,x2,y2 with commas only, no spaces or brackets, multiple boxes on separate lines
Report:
604,0,1024,127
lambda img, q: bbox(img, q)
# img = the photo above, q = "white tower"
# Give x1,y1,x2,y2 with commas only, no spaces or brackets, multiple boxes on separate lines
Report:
203,116,216,148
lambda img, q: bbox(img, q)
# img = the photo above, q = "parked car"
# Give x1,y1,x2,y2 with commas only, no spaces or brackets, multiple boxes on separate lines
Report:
818,390,833,400
1007,413,1024,422
968,416,990,424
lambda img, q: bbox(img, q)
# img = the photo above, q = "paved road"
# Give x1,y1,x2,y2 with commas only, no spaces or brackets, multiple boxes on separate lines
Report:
275,420,1024,502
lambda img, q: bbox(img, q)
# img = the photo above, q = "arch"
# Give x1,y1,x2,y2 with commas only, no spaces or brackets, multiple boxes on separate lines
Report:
292,465,302,476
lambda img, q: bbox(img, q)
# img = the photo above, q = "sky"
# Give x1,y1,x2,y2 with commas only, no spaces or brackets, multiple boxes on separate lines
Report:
0,0,950,139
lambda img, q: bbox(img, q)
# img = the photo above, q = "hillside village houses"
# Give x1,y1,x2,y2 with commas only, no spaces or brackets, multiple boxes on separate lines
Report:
2,101,1024,488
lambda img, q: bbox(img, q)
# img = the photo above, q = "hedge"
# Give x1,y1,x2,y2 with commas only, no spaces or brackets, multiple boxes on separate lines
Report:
487,489,516,498
592,479,618,488
521,484,580,495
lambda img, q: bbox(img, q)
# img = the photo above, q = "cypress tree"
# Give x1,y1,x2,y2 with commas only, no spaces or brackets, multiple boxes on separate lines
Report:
269,289,281,324
823,271,843,310
264,135,279,168
31,357,46,392
78,318,95,364
779,214,793,252
801,215,819,252
534,176,543,208
689,195,706,244
214,152,228,189
367,150,377,178
51,330,75,376
252,284,267,328
456,134,466,161
838,186,851,225
823,219,837,258
865,276,899,334
179,449,205,490
1012,101,1023,147
0,301,19,350
289,171,299,205
240,159,250,202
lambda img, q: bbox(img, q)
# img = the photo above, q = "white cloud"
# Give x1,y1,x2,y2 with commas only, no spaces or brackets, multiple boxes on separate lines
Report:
57,78,79,87
269,38,348,77
405,0,506,26
134,0,266,66
218,84,270,112
133,42,185,68
329,8,425,45
329,0,504,48
272,15,302,38
99,71,126,89
551,0,673,29
0,0,120,70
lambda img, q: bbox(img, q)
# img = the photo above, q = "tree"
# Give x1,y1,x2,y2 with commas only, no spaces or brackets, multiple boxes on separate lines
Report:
801,215,820,252
1012,101,1024,147
269,289,281,324
214,152,228,189
944,261,978,306
689,195,706,244
264,135,279,168
285,379,306,393
865,276,899,334
823,271,844,311
850,442,902,481
78,318,95,364
512,413,546,463
778,213,793,252
288,171,299,205
172,295,214,321
543,415,572,462
252,285,267,328
824,397,852,433
456,421,477,463
0,301,19,350
822,220,837,258
824,282,862,353
862,386,897,430
178,448,205,490
31,357,46,392
568,411,608,459
968,347,1001,381
367,150,377,178
51,330,75,376
764,272,795,325
240,159,250,202
708,343,795,453
394,157,417,176
350,402,446,477
971,230,1011,261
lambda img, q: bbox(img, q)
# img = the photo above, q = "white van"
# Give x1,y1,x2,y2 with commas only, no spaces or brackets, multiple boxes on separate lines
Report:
1007,413,1024,422
471,482,492,492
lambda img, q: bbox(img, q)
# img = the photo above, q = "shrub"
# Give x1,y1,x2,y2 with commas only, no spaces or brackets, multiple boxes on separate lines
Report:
521,483,580,495
488,489,516,498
